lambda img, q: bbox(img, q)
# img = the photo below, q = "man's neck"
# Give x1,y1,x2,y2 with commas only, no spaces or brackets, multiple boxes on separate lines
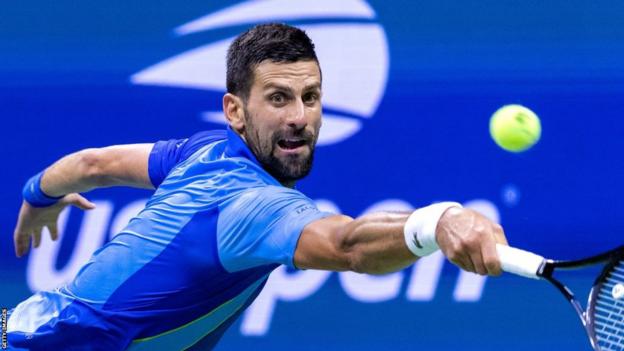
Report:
281,180,296,189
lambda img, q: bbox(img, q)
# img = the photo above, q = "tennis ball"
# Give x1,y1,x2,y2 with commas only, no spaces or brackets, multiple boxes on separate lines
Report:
489,104,541,152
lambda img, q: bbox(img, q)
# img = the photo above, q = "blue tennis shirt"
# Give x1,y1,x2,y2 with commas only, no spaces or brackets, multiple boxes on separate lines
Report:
8,127,331,350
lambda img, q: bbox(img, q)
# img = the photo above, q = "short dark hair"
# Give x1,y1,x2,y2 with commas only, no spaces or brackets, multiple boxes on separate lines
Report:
226,23,319,100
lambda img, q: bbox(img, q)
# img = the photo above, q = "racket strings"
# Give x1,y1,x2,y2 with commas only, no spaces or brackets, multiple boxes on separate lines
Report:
593,262,624,351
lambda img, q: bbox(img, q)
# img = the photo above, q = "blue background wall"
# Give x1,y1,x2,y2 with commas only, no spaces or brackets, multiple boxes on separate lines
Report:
2,1,624,350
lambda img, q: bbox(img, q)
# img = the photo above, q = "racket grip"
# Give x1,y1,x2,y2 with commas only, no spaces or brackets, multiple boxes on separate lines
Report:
496,244,545,279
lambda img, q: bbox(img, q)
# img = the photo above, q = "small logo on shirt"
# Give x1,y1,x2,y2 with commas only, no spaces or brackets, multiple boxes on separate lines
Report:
295,205,315,214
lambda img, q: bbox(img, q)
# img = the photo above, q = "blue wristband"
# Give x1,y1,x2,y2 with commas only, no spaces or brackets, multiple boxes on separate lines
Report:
22,171,64,207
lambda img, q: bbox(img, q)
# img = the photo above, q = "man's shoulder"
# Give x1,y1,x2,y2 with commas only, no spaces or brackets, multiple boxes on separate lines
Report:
177,130,228,162
155,153,277,202
186,129,227,145
226,185,310,209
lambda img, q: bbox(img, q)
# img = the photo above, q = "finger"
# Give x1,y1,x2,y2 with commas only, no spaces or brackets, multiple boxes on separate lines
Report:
482,239,502,276
14,231,31,257
493,224,508,246
66,193,96,210
465,233,489,275
32,227,43,248
48,222,59,241
13,212,29,241
470,250,488,276
449,253,475,273
461,256,476,273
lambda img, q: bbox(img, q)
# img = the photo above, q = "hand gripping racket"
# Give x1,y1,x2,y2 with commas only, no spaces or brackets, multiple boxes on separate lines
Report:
496,244,624,351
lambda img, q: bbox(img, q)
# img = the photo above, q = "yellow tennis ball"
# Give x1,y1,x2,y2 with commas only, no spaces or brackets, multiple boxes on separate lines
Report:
489,104,541,152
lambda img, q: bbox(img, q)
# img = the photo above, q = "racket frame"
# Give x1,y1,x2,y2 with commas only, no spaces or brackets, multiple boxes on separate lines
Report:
535,245,624,351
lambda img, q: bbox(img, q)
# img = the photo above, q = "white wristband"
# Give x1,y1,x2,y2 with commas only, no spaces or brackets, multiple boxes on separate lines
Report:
404,202,463,257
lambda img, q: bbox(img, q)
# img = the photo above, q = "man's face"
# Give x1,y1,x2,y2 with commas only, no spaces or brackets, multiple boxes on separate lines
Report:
240,60,322,185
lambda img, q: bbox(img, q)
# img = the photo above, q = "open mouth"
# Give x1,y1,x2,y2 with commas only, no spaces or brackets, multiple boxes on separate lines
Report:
277,138,307,151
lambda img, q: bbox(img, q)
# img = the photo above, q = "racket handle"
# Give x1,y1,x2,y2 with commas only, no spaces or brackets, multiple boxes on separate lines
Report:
496,244,545,279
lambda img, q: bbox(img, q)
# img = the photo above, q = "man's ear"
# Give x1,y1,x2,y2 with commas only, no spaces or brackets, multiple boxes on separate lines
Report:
223,93,245,133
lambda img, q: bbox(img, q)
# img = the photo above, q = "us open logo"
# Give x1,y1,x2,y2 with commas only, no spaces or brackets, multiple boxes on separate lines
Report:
130,0,389,146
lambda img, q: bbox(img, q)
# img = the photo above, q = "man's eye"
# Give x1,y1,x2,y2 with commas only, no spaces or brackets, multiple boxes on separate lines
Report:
270,93,285,104
303,93,318,104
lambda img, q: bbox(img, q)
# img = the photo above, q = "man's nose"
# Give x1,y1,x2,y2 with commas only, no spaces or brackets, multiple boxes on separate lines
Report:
286,99,307,129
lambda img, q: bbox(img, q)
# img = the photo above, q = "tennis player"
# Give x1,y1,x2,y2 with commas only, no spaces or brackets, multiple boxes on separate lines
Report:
8,23,508,350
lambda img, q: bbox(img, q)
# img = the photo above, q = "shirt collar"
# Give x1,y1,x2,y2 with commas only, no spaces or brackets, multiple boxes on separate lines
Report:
224,126,261,166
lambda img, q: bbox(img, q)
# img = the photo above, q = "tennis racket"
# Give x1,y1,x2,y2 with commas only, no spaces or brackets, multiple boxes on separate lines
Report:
496,243,624,351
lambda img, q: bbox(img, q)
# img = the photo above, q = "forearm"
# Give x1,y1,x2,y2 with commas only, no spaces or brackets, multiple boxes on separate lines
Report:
40,149,102,196
40,145,153,197
297,203,506,277
340,212,417,274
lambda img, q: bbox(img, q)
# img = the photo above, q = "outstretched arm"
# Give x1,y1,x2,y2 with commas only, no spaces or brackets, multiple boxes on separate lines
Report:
40,144,155,196
294,205,508,275
14,144,154,257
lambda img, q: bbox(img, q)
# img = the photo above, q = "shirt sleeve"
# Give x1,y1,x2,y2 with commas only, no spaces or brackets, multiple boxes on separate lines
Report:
217,186,333,272
148,129,227,187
